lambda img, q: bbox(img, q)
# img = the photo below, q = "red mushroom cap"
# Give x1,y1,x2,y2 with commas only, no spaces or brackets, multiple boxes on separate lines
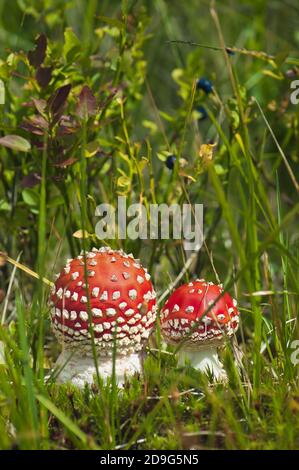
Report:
160,279,239,348
49,247,156,356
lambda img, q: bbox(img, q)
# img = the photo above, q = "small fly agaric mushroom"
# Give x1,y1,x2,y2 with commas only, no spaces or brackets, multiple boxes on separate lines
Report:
49,247,156,388
160,279,239,381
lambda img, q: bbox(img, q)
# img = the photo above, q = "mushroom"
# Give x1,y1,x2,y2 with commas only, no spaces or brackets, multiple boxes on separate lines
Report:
160,279,239,382
49,247,156,388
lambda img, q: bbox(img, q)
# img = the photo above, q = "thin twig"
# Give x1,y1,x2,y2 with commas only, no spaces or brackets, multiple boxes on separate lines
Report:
166,40,299,66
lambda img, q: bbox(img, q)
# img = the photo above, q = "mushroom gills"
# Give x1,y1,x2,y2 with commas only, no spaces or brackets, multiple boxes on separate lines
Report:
177,347,227,382
54,351,143,389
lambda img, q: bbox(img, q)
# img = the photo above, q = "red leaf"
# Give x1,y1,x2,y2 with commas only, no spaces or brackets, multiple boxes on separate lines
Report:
76,85,97,120
48,84,72,117
21,173,41,188
20,122,44,136
0,135,31,152
32,98,47,115
21,115,49,135
53,156,77,168
36,66,52,88
28,34,47,68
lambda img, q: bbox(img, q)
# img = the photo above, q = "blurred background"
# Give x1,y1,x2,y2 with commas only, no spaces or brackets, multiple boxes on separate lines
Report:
1,0,299,108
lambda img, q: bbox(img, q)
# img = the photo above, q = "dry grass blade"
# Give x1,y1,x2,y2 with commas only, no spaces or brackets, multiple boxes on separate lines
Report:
0,253,53,287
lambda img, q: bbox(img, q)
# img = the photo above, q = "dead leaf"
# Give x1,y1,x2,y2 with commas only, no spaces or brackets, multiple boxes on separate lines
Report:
199,143,216,162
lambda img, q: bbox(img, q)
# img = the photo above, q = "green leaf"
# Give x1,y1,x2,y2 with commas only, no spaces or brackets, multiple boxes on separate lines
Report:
142,120,158,134
63,28,81,63
99,160,111,175
22,188,39,207
157,150,173,162
214,164,227,175
85,141,99,158
47,195,64,208
0,135,31,152
97,15,123,29
159,111,174,123
0,199,10,211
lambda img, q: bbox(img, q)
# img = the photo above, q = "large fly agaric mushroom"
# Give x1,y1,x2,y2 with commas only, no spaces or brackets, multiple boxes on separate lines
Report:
49,247,156,388
160,279,239,381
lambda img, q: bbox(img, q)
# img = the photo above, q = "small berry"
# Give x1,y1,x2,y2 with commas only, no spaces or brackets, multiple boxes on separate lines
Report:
165,155,176,170
196,77,213,94
226,48,235,56
197,106,208,121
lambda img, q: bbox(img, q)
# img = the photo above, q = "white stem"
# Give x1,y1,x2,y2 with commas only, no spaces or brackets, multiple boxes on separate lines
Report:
53,351,143,389
178,347,227,382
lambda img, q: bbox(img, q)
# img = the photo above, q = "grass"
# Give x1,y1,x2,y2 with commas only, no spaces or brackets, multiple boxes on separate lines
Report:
0,0,299,450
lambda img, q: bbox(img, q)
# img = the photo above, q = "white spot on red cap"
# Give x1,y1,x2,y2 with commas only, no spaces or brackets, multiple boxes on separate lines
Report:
94,324,103,333
56,288,63,299
124,309,134,317
100,291,108,301
92,308,102,317
112,291,121,300
79,311,88,321
128,289,137,300
62,309,69,319
70,311,77,320
185,306,194,313
92,287,99,298
106,308,117,317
